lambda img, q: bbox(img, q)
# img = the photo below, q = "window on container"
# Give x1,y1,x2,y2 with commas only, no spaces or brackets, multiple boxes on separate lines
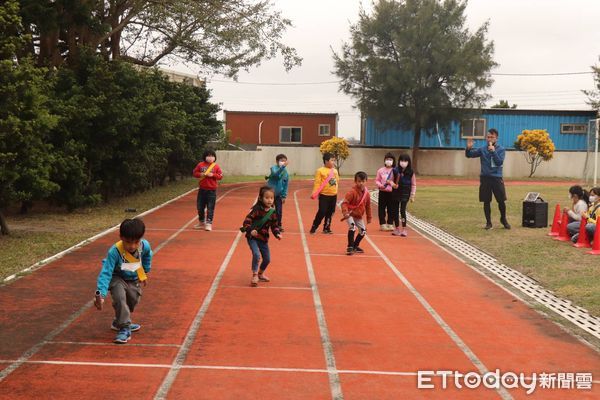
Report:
319,124,331,136
461,119,486,139
280,126,302,143
560,123,587,134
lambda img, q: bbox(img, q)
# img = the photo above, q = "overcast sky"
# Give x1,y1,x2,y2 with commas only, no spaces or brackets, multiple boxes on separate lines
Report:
173,0,600,139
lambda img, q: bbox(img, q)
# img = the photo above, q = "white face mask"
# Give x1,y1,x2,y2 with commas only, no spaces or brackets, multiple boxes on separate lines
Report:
278,161,286,167
384,160,393,167
399,161,409,168
590,195,598,203
206,156,215,163
569,194,573,200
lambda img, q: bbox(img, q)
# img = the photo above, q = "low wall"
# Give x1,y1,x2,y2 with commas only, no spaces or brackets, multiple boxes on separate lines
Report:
216,146,588,179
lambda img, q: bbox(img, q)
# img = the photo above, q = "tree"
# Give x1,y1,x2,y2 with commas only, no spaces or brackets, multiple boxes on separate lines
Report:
19,0,302,75
333,0,496,172
491,99,517,109
584,60,600,110
514,129,555,177
0,0,58,234
319,137,350,174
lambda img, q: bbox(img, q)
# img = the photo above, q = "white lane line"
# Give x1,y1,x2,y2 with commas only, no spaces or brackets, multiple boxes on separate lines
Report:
153,231,243,400
2,187,203,284
310,253,381,258
294,190,344,400
221,285,311,291
364,235,514,400
3,358,592,385
0,187,242,383
46,341,181,348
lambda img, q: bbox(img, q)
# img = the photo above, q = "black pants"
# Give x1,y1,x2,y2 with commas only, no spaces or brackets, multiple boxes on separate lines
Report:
274,195,283,227
197,189,217,223
389,198,401,227
378,191,394,225
479,176,507,223
311,194,337,231
400,200,408,227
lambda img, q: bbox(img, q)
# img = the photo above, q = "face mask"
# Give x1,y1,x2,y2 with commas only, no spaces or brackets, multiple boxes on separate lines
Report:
206,156,215,163
384,160,393,167
278,161,286,167
569,194,573,200
399,161,409,168
590,195,598,203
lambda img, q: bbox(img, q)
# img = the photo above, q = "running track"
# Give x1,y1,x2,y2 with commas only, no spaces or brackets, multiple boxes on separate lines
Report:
0,180,598,399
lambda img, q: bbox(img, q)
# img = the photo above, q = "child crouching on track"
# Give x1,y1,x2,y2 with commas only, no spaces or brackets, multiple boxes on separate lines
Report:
341,171,372,255
241,186,282,286
94,218,153,344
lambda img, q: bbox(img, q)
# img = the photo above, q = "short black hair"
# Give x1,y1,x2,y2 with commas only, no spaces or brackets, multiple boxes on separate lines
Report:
119,218,145,240
354,171,367,181
202,149,217,161
322,152,335,163
276,153,287,162
488,128,499,136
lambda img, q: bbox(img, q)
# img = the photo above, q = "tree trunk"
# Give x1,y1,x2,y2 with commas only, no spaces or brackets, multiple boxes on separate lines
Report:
0,210,10,235
412,123,421,175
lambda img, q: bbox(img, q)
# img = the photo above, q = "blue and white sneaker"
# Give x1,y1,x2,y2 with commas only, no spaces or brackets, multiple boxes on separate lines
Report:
113,328,131,344
111,320,141,332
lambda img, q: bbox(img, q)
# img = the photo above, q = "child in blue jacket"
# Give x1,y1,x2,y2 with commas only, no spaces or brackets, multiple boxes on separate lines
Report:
95,218,153,344
266,153,289,231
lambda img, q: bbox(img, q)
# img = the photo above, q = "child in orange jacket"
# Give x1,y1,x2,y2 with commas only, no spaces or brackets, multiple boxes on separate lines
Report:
341,171,372,255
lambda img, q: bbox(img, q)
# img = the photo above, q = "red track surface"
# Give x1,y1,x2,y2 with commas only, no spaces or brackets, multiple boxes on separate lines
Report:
0,180,598,399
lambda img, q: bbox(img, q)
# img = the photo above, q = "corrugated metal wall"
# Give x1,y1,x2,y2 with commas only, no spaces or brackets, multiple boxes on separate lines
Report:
365,110,596,150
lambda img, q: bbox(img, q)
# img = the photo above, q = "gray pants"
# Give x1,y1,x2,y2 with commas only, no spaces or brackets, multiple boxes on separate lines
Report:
109,276,142,329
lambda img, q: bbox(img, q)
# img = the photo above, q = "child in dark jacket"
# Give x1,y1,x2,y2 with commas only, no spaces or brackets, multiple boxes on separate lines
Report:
241,186,282,286
265,153,289,231
192,149,223,231
341,171,372,255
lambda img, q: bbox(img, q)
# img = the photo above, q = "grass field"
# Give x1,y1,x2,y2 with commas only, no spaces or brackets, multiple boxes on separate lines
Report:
408,178,600,316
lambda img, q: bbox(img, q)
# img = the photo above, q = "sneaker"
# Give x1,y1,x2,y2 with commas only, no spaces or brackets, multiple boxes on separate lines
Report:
380,224,387,231
205,223,212,231
258,273,270,282
500,219,511,230
400,229,408,237
386,224,395,231
323,229,333,234
250,274,259,287
485,222,493,230
392,227,402,236
571,233,579,243
111,321,141,332
353,246,364,254
309,227,317,235
113,328,131,344
346,246,355,255
193,222,204,229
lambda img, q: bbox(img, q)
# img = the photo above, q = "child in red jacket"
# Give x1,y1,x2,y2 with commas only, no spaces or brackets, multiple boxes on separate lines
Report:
341,171,372,255
192,149,223,231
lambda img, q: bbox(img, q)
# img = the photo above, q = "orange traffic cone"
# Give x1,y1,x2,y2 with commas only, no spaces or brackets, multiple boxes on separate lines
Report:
548,204,561,236
573,218,591,248
587,223,600,255
554,210,570,241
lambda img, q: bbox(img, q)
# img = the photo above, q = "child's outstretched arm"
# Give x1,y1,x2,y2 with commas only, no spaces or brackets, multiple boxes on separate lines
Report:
141,240,153,285
95,248,119,308
312,169,323,196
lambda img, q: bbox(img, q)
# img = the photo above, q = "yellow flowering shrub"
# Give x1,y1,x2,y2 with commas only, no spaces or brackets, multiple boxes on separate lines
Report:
319,137,350,173
514,129,555,177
